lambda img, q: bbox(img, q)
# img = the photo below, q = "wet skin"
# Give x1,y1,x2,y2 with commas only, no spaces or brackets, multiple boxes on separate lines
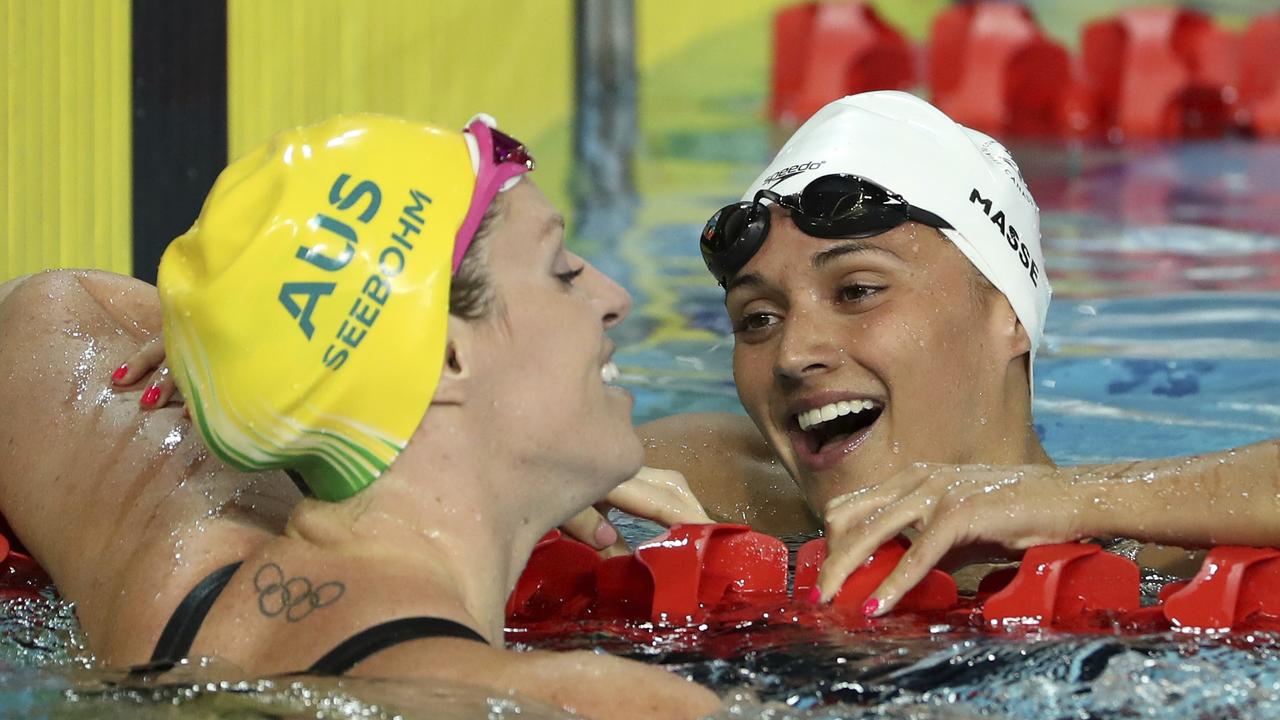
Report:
0,270,300,665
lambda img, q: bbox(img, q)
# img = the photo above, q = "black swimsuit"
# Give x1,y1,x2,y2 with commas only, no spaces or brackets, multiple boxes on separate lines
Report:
135,562,488,676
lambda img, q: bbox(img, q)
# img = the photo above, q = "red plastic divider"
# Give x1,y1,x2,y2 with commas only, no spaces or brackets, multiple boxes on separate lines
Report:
1081,7,1235,140
793,537,956,612
0,512,51,600
507,524,1280,634
769,2,915,125
1162,546,1280,631
1239,13,1280,136
631,524,788,622
506,530,600,622
981,543,1139,627
928,2,1075,137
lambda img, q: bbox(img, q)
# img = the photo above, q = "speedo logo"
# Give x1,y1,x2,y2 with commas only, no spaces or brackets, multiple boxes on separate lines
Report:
969,187,1040,287
763,160,825,188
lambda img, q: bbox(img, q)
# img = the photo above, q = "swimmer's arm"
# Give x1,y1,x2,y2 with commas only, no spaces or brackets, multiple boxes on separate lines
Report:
353,641,720,719
639,412,819,534
1074,438,1280,548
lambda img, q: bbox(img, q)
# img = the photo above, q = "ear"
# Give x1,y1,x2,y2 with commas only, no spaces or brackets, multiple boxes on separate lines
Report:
988,293,1031,362
431,316,473,405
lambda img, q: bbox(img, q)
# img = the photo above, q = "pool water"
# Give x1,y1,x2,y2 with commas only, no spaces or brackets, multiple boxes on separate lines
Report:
2,136,1280,717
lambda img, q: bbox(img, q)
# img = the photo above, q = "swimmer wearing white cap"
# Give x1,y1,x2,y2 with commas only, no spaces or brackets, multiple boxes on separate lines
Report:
645,91,1280,616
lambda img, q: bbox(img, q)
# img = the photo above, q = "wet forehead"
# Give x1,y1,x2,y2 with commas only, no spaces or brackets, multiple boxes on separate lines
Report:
487,181,563,257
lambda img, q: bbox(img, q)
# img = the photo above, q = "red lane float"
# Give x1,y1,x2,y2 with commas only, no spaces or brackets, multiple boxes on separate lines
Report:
770,2,915,125
927,1,1075,137
0,514,52,601
1239,13,1280,136
508,525,1280,635
1161,546,1280,631
793,537,956,612
980,543,1139,627
1081,7,1236,140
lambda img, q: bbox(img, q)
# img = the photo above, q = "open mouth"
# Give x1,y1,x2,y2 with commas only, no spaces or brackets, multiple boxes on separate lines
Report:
792,399,884,457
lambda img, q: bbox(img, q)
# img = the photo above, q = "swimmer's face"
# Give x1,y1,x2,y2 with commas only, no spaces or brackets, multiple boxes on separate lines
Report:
726,210,1029,510
468,181,641,508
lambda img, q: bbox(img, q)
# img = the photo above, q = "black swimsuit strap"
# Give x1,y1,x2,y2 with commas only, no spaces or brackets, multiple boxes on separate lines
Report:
131,561,243,676
307,616,488,677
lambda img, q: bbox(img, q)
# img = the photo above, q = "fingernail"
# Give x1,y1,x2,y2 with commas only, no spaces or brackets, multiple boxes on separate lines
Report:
140,385,161,407
111,364,128,382
805,586,823,604
594,521,619,548
861,598,881,617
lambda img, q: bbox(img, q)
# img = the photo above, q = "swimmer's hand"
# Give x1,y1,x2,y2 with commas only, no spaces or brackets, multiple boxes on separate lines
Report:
816,463,1086,616
110,335,183,410
561,466,713,557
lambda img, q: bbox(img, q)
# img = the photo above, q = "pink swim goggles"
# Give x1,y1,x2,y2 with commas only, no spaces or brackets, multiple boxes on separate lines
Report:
452,119,537,273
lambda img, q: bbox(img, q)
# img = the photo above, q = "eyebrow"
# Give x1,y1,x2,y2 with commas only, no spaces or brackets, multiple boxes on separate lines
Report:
542,214,566,242
811,240,900,269
726,240,903,292
725,272,766,294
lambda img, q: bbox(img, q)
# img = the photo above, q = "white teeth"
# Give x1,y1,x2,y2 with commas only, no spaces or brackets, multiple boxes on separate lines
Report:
601,361,620,384
795,399,880,432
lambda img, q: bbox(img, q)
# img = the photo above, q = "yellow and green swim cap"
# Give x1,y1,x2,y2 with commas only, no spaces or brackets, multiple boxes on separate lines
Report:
158,114,531,501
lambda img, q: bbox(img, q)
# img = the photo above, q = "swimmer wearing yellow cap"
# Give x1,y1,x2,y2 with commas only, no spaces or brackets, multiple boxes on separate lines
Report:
0,115,716,718
159,114,535,500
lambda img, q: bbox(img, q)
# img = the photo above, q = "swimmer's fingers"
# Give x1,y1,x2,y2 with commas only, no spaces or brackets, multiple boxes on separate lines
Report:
561,506,628,557
603,466,713,528
815,464,937,602
816,492,934,606
863,466,1088,616
140,364,182,409
110,335,183,409
863,508,972,616
110,335,166,386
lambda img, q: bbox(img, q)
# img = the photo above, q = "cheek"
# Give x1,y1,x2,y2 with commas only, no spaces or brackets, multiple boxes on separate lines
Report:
731,346,771,407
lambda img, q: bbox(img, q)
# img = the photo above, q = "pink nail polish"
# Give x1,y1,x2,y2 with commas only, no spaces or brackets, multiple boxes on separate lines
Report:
594,521,619,548
111,364,128,382
805,587,822,604
861,598,881,617
140,385,161,407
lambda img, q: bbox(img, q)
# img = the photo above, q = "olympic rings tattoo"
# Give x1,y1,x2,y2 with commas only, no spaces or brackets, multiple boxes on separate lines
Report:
253,562,346,622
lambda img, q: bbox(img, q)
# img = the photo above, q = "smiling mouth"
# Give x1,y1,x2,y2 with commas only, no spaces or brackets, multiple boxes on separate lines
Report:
792,399,884,455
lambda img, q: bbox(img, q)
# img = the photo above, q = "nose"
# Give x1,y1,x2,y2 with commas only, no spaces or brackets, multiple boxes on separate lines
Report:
774,305,841,383
587,262,632,330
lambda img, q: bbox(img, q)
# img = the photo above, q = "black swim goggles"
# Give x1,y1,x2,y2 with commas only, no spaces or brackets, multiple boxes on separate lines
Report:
700,173,954,287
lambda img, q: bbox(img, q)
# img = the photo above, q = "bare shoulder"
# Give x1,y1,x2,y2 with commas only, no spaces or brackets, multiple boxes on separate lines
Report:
355,640,720,719
0,269,160,338
640,412,818,533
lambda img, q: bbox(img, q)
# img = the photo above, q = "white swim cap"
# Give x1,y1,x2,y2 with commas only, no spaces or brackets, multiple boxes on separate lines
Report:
744,91,1052,379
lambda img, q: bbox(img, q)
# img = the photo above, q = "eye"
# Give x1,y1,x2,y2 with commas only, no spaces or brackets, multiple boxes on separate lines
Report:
733,312,779,335
838,283,881,303
555,265,584,286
